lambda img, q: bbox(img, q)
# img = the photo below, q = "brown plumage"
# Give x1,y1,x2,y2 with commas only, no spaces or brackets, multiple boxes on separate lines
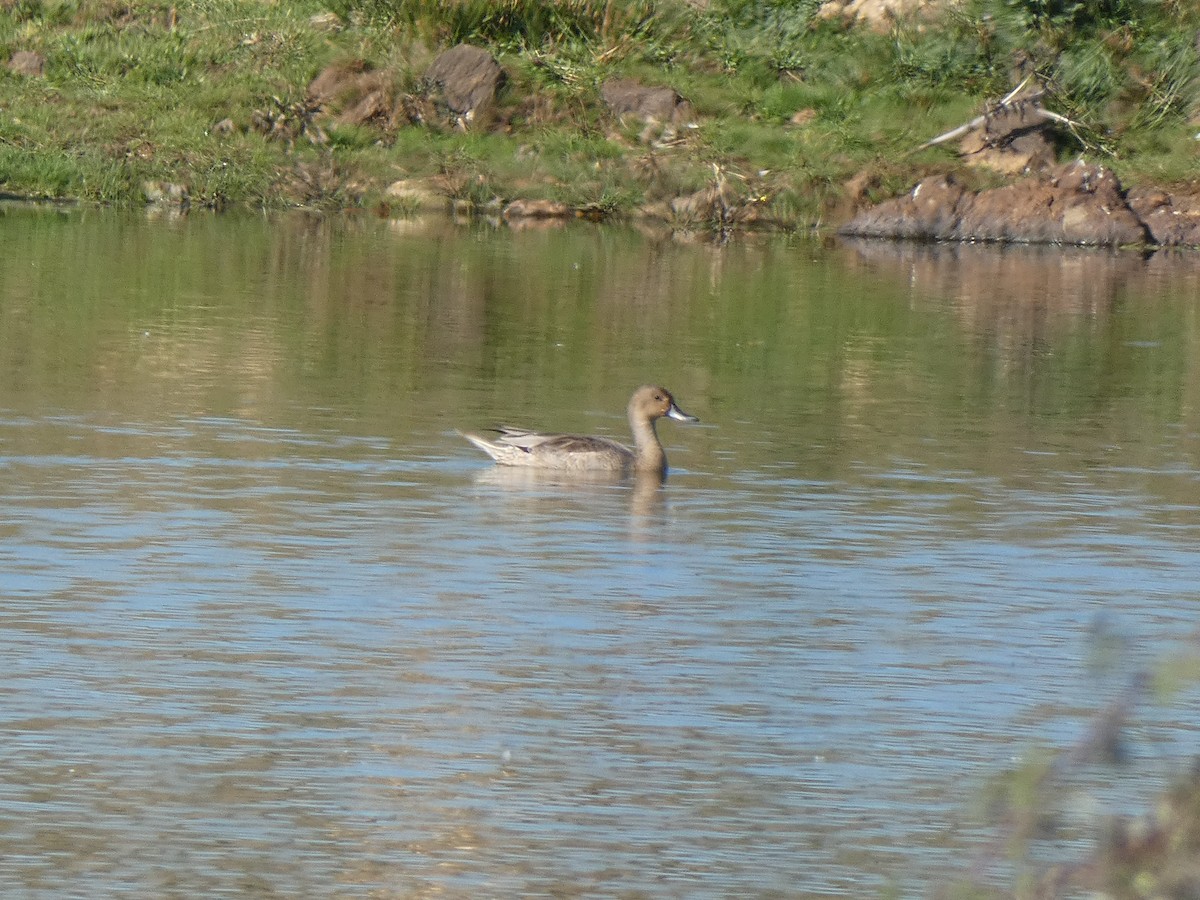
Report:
461,385,698,474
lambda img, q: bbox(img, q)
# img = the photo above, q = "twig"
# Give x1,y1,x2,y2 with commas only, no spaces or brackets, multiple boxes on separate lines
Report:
917,115,987,150
999,74,1032,106
913,78,1082,154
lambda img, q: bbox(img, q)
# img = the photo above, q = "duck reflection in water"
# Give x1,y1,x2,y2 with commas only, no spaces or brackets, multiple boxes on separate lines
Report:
470,466,672,538
461,385,698,476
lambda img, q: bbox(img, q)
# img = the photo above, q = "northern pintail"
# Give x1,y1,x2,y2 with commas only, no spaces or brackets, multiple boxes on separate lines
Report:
462,385,698,474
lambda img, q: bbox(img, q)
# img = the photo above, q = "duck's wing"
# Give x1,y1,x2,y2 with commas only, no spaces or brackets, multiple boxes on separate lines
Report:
492,427,630,457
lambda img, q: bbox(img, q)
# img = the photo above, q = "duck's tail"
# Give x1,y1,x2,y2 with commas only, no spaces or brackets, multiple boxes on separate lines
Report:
458,430,503,461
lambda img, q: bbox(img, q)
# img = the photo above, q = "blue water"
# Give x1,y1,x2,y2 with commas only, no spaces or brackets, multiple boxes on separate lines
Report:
2,213,1200,896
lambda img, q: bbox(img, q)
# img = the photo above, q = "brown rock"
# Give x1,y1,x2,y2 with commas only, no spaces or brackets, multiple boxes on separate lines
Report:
309,11,342,32
948,92,1060,175
962,135,1054,176
143,180,190,208
307,61,403,130
842,162,1150,246
600,78,694,125
960,122,1056,176
830,170,881,223
7,50,45,77
336,88,392,127
502,199,573,221
953,162,1146,245
308,59,370,106
840,174,969,240
636,182,748,229
424,44,505,127
817,0,962,30
384,178,446,212
1126,186,1200,247
789,108,818,127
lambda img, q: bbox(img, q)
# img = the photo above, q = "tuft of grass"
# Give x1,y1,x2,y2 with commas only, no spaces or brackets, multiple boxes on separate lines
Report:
324,0,688,56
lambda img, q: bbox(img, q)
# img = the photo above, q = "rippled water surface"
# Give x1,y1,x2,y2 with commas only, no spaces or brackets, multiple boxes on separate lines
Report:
3,209,1200,896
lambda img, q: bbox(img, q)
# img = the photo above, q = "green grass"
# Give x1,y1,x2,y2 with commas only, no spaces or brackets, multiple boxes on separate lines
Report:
0,0,1197,219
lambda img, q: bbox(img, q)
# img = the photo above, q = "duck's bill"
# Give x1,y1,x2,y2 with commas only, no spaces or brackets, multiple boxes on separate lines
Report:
667,402,699,423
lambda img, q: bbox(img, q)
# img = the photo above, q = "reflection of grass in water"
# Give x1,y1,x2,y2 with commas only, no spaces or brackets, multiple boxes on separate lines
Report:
952,642,1200,898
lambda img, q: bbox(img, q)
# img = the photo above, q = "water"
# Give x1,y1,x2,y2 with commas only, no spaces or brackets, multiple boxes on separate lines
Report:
2,208,1200,896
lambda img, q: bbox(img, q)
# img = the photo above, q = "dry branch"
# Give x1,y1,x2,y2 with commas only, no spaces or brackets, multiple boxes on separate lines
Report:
916,77,1082,152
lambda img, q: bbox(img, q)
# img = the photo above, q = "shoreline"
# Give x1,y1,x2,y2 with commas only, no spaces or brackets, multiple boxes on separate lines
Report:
3,2,1199,249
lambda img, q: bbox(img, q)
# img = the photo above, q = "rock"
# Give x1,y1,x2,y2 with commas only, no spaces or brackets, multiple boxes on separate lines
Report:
841,174,968,240
671,185,731,223
143,180,190,208
958,102,1056,175
308,11,342,32
424,44,505,128
600,78,693,125
336,87,392,128
830,169,883,223
7,50,45,77
308,60,400,130
384,178,446,212
842,169,881,204
841,162,1150,246
1126,186,1200,247
502,199,573,221
308,59,371,106
957,162,1146,245
961,130,1055,175
817,0,961,30
789,108,818,127
637,182,738,228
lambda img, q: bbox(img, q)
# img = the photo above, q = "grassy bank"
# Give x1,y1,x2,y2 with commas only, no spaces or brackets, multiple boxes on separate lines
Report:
0,0,1198,224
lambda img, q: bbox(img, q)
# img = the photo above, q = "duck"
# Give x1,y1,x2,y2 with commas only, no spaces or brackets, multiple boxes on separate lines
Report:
462,385,698,474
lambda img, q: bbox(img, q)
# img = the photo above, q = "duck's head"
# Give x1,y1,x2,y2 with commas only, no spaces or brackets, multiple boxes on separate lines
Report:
630,385,699,424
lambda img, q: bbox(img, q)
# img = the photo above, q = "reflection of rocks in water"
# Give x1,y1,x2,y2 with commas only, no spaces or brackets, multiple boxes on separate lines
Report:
834,238,1200,350
840,236,1140,310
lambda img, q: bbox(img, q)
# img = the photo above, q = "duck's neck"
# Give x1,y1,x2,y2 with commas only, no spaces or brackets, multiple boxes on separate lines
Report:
629,414,667,473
